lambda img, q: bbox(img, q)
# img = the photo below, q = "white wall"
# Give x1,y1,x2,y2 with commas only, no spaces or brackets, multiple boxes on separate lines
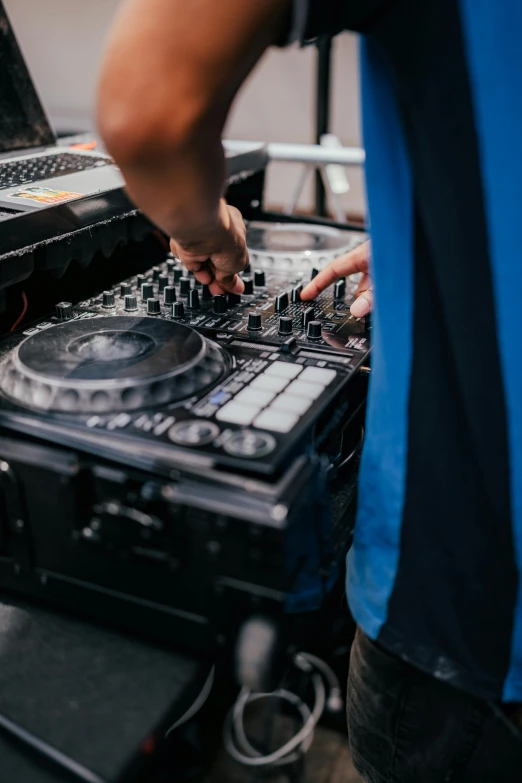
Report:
4,0,365,215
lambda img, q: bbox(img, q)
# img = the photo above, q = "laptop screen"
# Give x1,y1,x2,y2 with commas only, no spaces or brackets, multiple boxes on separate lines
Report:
0,2,55,153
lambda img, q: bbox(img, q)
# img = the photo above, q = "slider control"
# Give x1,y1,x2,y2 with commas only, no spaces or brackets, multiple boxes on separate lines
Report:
302,307,315,328
334,279,346,299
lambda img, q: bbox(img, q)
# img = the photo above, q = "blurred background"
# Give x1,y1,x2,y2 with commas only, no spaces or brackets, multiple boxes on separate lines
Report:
3,0,366,220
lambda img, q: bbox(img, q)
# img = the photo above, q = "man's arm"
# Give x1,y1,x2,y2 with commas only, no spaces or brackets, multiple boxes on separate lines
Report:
97,0,289,293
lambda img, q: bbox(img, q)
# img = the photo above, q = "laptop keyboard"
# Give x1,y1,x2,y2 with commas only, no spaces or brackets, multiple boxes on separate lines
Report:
0,153,111,190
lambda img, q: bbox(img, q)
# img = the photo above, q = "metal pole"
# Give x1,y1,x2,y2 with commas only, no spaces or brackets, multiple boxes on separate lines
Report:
315,35,332,217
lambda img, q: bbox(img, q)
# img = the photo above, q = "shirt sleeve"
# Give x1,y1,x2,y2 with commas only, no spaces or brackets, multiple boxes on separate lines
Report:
284,0,391,44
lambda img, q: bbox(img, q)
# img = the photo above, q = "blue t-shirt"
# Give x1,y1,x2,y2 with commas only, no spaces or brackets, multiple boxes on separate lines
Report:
291,0,522,702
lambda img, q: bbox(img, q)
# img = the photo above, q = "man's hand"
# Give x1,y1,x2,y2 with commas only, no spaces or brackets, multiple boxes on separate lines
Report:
300,240,372,317
97,0,288,288
170,200,248,295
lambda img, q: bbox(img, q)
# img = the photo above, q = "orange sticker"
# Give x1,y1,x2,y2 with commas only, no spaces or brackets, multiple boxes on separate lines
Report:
9,187,83,205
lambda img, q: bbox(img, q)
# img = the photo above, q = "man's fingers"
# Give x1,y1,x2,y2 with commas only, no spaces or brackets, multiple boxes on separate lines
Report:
194,267,213,285
355,273,371,298
351,288,373,318
300,240,371,301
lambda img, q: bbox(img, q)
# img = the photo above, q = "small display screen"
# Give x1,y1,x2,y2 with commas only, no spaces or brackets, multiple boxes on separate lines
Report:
0,2,55,152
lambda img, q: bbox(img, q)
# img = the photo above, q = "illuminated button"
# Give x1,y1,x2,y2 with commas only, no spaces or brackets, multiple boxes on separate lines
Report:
285,380,324,400
264,361,302,380
249,374,289,393
300,367,336,385
216,401,260,425
271,394,312,415
254,409,299,433
235,388,276,408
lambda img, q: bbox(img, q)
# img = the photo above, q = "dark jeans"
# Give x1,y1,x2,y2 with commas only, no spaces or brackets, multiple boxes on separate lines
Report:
346,628,522,782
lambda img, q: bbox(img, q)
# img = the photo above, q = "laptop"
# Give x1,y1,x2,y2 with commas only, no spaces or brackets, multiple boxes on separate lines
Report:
0,0,123,215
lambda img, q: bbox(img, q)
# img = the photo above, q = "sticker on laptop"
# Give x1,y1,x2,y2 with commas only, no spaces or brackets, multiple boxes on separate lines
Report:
8,187,82,205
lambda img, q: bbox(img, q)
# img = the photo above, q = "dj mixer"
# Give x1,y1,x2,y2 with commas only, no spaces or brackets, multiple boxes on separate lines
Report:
0,222,369,663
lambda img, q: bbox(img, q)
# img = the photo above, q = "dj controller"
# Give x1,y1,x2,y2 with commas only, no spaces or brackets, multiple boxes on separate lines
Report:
0,222,369,665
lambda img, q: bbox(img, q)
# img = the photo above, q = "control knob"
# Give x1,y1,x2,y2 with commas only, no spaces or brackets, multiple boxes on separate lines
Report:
158,273,169,292
141,283,153,301
302,307,315,328
166,258,175,272
151,266,161,281
55,302,73,321
188,289,200,310
307,320,322,340
242,277,254,296
228,292,241,307
120,283,132,297
124,295,138,311
136,274,146,288
173,268,183,284
247,312,262,331
172,301,185,318
201,284,212,300
147,298,161,315
163,286,176,305
311,268,319,280
179,277,191,297
334,279,346,299
254,270,265,287
213,295,227,314
278,316,293,335
102,291,115,308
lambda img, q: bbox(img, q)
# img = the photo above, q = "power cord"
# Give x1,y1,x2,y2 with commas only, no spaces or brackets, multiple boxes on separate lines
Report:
223,652,343,769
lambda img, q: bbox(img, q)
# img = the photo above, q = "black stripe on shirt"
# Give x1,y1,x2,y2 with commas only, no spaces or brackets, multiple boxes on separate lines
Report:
371,0,518,698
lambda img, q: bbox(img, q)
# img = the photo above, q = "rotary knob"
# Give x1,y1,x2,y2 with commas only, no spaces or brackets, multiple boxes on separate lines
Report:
102,291,115,308
141,283,153,301
278,316,293,335
158,273,169,292
311,268,319,280
228,292,241,307
166,258,175,272
247,312,262,331
334,279,346,299
152,266,161,281
164,286,176,305
173,268,183,284
213,295,227,314
172,301,185,318
275,292,289,312
124,295,138,311
136,273,146,288
179,277,191,297
188,289,200,310
55,302,73,320
147,298,161,315
201,284,212,300
242,277,254,296
307,320,322,339
291,285,302,304
254,270,265,287
302,307,315,328
120,283,132,297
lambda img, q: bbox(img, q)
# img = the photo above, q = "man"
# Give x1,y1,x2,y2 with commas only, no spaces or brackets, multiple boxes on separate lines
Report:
97,1,522,779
